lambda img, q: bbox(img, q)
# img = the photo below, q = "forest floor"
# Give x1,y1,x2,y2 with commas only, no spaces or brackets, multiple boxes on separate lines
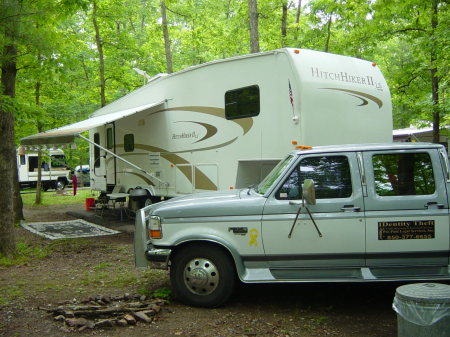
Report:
0,202,400,337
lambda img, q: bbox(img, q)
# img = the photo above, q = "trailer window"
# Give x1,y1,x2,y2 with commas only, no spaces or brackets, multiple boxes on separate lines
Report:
94,133,101,168
124,134,134,152
373,152,435,196
20,155,26,165
225,85,260,120
106,128,113,149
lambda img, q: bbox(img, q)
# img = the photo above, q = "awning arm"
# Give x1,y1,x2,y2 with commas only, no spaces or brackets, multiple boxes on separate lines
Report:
78,134,169,187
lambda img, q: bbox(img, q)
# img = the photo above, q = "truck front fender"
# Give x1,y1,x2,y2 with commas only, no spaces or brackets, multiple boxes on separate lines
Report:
170,235,247,280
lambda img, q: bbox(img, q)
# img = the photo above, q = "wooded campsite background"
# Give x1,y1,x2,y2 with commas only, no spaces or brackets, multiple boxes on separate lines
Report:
0,0,449,256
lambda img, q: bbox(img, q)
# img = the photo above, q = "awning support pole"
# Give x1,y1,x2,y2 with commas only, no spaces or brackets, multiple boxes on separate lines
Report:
77,134,169,187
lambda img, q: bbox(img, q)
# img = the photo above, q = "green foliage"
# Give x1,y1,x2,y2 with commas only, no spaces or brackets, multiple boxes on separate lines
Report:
152,287,172,300
3,0,448,146
21,189,96,206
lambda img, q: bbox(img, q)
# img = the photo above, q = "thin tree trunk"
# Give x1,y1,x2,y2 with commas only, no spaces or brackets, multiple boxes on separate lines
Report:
92,1,106,107
36,150,43,204
35,81,43,204
324,14,332,52
296,0,302,24
294,0,302,42
281,1,288,47
430,0,439,143
160,1,173,74
248,0,260,53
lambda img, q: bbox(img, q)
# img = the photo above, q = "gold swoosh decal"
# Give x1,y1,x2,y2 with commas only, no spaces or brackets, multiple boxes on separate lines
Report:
170,137,238,154
321,88,383,109
175,121,218,143
152,106,254,135
115,145,218,190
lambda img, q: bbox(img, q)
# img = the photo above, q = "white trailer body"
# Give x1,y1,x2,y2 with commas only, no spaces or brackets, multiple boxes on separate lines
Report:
20,48,393,201
88,48,392,198
17,148,70,190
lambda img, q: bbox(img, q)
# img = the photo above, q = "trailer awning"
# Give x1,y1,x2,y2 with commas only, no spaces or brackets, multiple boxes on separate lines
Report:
20,100,166,146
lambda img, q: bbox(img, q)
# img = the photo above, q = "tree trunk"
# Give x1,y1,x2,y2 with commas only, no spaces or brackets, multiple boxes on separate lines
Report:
160,1,173,74
430,0,439,143
0,40,18,256
248,0,260,53
281,1,288,47
296,0,302,24
294,0,302,42
92,1,106,107
324,14,332,52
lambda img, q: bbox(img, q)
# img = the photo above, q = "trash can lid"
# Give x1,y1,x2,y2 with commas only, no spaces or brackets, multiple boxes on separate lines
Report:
396,283,450,304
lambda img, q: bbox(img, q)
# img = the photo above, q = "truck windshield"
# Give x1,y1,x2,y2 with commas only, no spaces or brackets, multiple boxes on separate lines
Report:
257,155,295,194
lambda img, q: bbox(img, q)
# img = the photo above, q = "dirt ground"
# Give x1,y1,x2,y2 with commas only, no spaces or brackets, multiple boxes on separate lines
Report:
0,203,401,337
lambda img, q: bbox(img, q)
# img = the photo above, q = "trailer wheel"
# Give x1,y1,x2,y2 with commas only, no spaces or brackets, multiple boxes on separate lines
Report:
170,244,235,308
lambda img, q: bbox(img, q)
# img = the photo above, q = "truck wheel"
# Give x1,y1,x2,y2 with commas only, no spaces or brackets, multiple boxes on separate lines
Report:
56,180,66,191
170,244,235,308
144,197,153,207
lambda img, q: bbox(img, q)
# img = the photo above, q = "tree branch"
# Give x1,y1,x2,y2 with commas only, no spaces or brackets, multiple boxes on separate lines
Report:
391,27,426,34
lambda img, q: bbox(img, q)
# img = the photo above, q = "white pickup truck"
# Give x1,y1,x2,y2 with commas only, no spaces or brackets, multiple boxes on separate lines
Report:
135,143,450,307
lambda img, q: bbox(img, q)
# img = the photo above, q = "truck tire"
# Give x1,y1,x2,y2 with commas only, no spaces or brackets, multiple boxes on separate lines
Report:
170,244,235,308
144,197,153,207
56,179,66,191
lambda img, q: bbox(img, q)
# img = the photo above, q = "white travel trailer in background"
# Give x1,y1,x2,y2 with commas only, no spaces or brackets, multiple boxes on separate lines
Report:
17,148,70,191
21,48,393,207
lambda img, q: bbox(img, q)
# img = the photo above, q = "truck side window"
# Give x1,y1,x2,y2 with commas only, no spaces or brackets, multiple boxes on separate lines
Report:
124,134,135,152
373,152,435,196
276,156,352,200
225,85,260,120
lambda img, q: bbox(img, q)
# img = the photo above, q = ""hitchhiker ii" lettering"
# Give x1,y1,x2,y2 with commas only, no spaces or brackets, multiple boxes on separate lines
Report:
311,67,384,91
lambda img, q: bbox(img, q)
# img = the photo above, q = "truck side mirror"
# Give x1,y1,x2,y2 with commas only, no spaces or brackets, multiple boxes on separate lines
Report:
302,179,316,205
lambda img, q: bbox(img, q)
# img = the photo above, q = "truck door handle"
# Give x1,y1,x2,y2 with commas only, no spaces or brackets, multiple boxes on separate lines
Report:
425,202,444,209
341,205,361,212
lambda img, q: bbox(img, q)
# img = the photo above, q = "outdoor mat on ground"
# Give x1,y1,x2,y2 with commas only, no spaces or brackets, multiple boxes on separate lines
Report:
21,219,120,240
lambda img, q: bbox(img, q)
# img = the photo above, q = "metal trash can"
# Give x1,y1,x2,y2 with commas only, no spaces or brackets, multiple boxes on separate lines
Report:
393,283,450,337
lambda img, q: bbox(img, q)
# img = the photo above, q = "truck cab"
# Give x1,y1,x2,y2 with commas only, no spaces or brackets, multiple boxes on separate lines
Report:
135,143,450,307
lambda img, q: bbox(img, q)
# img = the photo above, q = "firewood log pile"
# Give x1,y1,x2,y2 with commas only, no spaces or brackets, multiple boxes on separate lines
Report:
39,294,166,332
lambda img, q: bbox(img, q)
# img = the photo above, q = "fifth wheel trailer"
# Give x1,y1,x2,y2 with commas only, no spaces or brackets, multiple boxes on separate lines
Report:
21,48,393,206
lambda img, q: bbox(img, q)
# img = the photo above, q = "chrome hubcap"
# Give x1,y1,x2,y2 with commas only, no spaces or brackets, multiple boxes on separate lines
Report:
183,258,219,296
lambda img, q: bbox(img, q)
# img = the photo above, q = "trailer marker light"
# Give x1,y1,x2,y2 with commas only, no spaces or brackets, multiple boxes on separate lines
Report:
230,186,235,189
372,63,377,67
294,49,300,54
296,145,312,150
292,140,298,145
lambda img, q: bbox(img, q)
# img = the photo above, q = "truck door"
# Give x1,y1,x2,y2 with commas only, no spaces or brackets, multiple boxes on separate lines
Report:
90,130,107,191
362,148,449,269
261,152,365,278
